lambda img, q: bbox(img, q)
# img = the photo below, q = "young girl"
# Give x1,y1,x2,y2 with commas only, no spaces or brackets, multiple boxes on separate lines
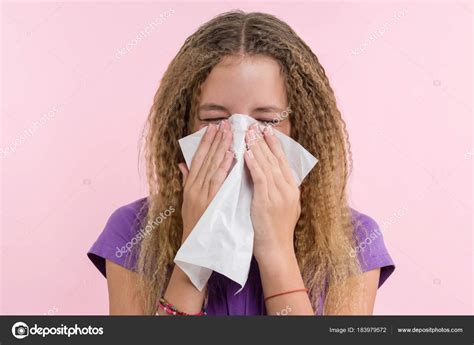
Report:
88,10,394,316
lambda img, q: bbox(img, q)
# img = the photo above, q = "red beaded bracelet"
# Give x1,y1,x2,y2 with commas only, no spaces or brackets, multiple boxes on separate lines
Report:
157,297,207,316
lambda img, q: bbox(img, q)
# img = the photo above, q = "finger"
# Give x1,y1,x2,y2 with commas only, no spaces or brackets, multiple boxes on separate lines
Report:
254,125,287,189
202,122,233,190
187,123,218,185
195,120,230,188
246,128,278,199
178,162,189,187
250,143,279,201
244,149,268,200
262,125,297,187
208,149,235,198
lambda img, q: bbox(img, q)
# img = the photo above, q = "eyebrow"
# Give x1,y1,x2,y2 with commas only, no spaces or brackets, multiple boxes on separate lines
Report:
198,103,285,115
198,103,229,112
253,106,285,114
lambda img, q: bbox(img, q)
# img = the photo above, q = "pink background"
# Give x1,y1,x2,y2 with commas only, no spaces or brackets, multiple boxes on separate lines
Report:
1,1,472,315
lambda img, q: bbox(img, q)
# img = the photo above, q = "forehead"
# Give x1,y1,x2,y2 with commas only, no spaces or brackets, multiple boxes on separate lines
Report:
199,54,287,108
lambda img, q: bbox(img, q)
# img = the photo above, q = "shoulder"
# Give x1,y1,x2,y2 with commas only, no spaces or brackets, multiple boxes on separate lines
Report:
87,198,148,277
350,208,395,288
104,198,148,240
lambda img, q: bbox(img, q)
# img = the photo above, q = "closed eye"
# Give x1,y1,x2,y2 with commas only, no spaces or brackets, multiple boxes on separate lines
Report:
256,118,281,127
199,116,283,127
200,117,228,124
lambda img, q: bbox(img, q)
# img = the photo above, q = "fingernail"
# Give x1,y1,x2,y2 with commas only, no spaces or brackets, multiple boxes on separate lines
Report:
218,119,228,130
264,125,274,136
207,123,215,132
247,129,255,140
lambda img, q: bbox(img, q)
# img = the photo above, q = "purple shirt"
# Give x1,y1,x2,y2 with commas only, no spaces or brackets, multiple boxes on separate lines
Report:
87,198,395,315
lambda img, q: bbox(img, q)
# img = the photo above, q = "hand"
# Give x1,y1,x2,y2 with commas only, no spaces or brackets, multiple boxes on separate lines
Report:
178,120,234,243
243,124,301,265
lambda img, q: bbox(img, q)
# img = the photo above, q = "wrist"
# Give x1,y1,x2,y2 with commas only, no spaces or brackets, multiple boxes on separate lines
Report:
258,252,304,297
171,264,202,290
255,241,296,267
181,226,192,244
162,264,206,315
255,246,298,275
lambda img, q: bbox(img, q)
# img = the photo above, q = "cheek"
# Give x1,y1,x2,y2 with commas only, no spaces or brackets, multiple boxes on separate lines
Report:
274,122,291,136
191,121,291,135
191,120,206,133
196,123,206,131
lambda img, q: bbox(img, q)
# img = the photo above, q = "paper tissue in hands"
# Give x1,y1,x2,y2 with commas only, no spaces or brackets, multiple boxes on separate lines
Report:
174,114,318,293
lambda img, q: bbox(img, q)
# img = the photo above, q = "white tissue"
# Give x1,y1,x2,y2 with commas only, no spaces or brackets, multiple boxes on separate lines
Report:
174,114,318,293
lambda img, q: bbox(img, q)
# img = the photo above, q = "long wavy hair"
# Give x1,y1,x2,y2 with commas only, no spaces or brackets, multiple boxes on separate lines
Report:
136,10,363,315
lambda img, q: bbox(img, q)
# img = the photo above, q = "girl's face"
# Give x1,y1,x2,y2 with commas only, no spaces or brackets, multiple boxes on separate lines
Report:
194,54,290,136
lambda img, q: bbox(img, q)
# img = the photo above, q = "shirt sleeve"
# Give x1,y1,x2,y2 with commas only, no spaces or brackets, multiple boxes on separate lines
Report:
351,209,395,288
87,198,147,278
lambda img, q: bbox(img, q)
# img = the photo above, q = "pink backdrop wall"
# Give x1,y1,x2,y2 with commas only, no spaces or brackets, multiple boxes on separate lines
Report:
1,1,472,315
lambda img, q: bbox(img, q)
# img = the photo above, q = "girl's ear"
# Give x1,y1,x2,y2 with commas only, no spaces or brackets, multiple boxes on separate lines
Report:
178,163,189,186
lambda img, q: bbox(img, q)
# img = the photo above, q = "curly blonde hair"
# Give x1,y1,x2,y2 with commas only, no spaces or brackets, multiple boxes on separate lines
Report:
136,10,363,315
